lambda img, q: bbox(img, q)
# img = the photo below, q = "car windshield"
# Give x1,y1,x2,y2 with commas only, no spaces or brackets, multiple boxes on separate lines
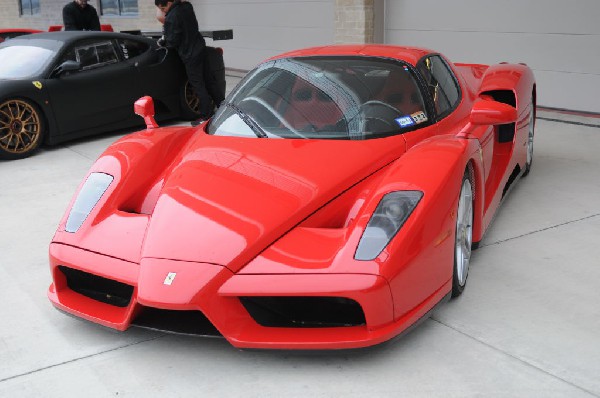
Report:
208,56,429,140
0,40,61,79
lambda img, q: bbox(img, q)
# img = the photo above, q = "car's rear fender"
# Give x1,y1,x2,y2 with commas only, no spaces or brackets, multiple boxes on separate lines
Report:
478,63,536,162
478,63,535,109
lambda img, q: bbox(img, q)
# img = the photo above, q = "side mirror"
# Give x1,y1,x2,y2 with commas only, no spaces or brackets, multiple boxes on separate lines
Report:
52,60,80,77
134,96,158,129
470,98,517,125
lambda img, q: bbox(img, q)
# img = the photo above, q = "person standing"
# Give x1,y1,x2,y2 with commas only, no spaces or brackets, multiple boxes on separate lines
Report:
155,0,214,125
62,0,101,31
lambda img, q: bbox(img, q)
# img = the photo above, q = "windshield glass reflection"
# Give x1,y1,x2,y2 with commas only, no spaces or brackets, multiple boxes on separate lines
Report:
0,42,57,79
209,56,429,140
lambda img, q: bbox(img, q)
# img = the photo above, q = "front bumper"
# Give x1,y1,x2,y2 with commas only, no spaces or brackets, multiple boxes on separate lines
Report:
48,242,440,349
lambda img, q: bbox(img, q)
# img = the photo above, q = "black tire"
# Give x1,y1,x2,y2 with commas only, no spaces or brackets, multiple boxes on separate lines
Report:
179,80,203,120
452,171,473,297
0,98,45,160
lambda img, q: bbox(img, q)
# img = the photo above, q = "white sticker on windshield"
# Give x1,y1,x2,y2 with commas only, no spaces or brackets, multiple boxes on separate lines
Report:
395,116,415,128
411,111,428,124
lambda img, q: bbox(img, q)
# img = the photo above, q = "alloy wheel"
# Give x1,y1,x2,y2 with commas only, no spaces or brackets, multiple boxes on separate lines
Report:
526,106,534,167
184,82,200,113
455,177,473,287
0,99,42,156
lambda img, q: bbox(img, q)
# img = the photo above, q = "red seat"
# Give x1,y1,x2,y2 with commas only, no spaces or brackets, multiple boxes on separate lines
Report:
284,78,342,131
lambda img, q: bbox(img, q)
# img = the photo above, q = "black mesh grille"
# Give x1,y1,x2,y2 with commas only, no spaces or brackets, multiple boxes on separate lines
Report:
58,266,134,307
240,296,366,328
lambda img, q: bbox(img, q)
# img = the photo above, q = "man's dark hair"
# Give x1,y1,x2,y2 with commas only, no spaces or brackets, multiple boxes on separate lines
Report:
155,0,169,7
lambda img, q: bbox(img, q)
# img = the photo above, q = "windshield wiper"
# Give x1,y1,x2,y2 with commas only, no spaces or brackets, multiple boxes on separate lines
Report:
222,102,268,138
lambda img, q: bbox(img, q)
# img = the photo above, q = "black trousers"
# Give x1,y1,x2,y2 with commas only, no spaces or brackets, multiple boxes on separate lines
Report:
184,54,214,119
203,47,226,106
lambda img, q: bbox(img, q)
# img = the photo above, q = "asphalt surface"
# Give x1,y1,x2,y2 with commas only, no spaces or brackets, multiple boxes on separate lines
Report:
1,76,599,397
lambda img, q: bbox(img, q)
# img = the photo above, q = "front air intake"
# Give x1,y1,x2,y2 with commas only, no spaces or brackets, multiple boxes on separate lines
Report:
58,266,134,307
240,296,366,328
132,307,222,336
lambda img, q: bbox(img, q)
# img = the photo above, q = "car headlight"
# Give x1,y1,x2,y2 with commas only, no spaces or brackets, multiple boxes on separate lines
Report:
65,173,113,233
355,191,423,261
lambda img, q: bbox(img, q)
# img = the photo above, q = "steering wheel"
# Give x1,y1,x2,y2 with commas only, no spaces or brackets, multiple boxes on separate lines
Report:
360,100,402,114
358,100,402,131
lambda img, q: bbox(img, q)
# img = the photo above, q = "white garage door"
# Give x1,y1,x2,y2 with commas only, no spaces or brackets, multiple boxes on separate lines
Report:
383,0,600,113
196,0,334,72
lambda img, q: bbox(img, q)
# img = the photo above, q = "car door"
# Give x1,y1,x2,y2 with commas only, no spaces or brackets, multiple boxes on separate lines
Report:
45,38,142,137
118,37,184,111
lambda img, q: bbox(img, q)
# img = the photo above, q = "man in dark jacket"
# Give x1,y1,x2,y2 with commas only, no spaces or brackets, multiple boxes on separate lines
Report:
63,0,101,31
155,0,214,125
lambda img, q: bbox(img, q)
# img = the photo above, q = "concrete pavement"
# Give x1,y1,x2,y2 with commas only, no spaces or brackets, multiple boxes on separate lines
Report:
1,78,599,396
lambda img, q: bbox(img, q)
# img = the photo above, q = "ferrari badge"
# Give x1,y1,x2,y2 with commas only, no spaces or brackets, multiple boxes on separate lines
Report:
163,272,177,285
32,81,43,89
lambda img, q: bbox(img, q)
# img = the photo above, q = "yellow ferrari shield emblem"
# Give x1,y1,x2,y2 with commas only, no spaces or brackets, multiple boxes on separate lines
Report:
32,81,43,89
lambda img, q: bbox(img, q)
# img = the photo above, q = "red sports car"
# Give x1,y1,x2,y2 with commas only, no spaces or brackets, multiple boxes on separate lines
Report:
48,45,536,349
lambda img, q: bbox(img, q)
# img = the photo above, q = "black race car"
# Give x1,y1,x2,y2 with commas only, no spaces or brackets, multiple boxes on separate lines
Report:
0,31,224,160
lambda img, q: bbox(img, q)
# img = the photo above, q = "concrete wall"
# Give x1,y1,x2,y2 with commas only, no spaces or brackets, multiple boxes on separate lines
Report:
383,0,600,113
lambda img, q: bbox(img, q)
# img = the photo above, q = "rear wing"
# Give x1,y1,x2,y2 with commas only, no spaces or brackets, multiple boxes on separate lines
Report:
122,29,233,41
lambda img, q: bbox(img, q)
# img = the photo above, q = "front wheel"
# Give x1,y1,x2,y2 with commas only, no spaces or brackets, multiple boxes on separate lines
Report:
452,172,473,297
0,98,44,160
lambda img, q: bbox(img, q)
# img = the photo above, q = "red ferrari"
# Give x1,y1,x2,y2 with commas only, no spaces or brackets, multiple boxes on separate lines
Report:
48,45,536,349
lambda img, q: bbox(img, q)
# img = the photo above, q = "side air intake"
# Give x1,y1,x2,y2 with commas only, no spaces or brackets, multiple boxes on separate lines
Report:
240,296,366,328
58,266,134,307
